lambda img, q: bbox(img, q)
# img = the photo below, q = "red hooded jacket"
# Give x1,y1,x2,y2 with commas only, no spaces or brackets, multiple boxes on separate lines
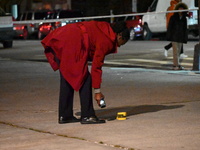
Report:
41,21,117,91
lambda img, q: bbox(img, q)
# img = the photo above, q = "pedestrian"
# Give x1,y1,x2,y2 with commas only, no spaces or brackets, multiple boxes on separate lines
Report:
166,2,188,70
164,0,188,58
41,21,130,124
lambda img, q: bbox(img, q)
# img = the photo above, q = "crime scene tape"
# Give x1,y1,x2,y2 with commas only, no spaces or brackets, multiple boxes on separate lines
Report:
13,9,198,24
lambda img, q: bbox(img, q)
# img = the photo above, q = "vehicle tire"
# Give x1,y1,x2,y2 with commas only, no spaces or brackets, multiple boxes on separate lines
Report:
3,41,13,48
23,27,28,40
190,31,199,37
143,24,152,40
129,28,135,41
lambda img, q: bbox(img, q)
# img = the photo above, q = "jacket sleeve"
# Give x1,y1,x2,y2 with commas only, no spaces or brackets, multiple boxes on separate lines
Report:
41,40,60,71
166,16,174,41
91,40,115,89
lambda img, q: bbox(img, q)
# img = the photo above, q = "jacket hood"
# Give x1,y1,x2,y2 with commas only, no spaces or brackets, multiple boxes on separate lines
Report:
175,2,188,10
96,21,116,42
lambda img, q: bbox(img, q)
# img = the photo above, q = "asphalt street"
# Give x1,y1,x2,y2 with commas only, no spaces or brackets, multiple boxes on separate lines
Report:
0,39,200,150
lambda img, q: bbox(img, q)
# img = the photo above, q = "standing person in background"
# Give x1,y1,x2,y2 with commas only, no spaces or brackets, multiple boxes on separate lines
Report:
41,21,130,124
164,0,188,58
167,3,188,70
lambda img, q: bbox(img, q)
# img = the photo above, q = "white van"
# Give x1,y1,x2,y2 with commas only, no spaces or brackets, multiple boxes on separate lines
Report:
142,0,198,40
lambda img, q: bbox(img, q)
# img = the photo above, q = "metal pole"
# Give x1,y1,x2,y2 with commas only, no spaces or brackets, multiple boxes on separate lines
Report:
192,0,200,70
132,0,137,12
199,0,200,43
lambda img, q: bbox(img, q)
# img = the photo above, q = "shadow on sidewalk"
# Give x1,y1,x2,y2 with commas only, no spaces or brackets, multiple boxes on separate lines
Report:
94,104,184,121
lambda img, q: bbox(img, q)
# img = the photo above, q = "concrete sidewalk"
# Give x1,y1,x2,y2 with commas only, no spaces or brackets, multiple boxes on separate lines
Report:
1,101,200,150
1,58,200,150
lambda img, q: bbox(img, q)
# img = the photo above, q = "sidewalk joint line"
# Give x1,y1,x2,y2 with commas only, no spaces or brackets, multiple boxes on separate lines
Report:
0,121,136,150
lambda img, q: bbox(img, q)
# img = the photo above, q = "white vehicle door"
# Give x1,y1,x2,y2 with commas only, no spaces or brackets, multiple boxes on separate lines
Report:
143,0,171,33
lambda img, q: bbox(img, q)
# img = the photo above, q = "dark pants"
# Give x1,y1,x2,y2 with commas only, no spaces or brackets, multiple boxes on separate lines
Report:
59,71,95,120
165,43,183,54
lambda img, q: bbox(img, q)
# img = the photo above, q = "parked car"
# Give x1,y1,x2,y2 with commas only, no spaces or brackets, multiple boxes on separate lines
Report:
13,10,50,39
114,14,143,40
0,7,14,48
37,11,56,39
38,10,84,39
126,15,143,40
142,0,198,40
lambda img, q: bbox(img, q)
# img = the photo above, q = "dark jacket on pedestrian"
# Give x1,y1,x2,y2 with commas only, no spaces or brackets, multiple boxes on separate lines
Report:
167,3,188,43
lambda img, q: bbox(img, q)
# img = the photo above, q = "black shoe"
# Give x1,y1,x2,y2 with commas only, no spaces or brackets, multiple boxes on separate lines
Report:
173,65,184,70
165,43,172,50
81,116,106,124
59,116,80,124
164,46,168,50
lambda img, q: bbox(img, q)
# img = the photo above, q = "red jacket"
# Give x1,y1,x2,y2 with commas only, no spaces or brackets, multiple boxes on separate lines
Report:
41,21,117,91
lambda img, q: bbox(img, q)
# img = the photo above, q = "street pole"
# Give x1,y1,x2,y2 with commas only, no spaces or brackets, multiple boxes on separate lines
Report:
198,0,200,44
192,0,200,70
132,0,137,12
198,0,200,43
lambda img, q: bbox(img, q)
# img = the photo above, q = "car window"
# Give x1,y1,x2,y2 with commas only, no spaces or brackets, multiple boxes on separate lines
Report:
52,12,57,19
148,0,158,12
126,16,136,21
114,16,125,22
45,11,55,19
71,11,83,17
16,14,22,21
21,13,26,20
35,12,47,20
58,10,83,19
26,12,32,20
58,11,71,18
0,7,6,16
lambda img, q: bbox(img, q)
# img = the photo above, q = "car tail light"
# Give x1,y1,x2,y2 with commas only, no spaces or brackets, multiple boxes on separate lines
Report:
39,24,52,31
39,27,42,31
55,22,61,27
13,26,24,30
188,12,193,19
30,24,34,27
139,19,142,24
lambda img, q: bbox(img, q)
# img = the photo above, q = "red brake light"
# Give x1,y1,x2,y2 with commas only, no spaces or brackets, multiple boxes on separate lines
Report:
139,19,142,24
30,24,34,27
39,24,52,31
55,22,60,27
14,26,25,30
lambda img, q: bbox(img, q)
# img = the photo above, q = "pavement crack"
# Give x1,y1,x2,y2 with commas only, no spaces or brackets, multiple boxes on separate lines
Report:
0,121,85,140
0,121,136,150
